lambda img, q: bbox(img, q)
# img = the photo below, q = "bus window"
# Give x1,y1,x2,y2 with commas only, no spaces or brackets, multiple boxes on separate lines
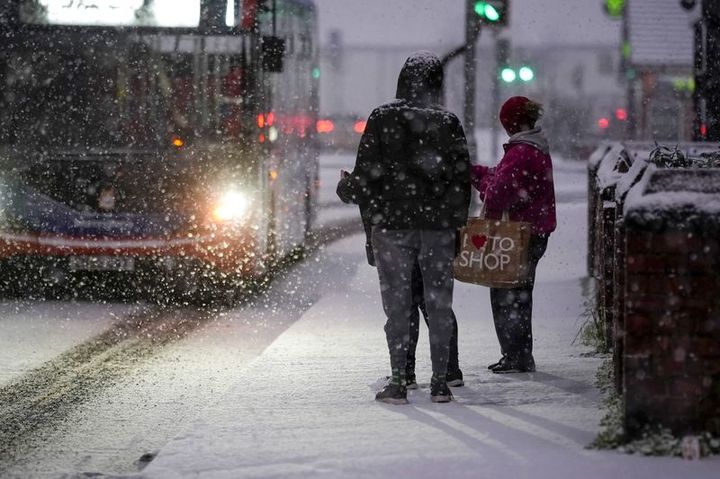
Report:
221,57,246,139
165,54,196,142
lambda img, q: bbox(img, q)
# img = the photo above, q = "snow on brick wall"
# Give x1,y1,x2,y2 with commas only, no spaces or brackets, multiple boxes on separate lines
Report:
624,168,720,232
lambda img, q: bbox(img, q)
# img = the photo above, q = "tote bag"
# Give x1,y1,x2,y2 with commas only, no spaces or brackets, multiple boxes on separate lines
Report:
453,206,532,288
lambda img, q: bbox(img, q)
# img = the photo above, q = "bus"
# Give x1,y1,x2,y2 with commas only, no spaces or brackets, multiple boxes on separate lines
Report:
0,0,319,299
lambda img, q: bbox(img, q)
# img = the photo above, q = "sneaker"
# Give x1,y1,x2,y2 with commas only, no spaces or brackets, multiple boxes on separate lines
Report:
492,356,536,374
446,369,464,387
430,378,453,403
375,383,409,405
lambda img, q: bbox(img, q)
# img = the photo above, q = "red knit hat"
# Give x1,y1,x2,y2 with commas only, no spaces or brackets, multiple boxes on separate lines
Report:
499,96,532,134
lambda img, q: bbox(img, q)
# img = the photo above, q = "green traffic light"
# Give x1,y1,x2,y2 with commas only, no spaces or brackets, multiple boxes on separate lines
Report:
474,2,500,22
484,4,500,21
312,67,321,79
605,0,625,18
500,67,516,83
518,66,534,82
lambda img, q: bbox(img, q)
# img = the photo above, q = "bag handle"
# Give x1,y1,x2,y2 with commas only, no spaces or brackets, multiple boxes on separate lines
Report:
479,202,510,222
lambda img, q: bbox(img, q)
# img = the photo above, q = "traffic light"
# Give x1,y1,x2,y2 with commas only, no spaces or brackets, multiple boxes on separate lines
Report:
500,65,534,83
604,0,625,18
496,38,534,84
518,66,534,82
500,67,516,83
473,1,509,26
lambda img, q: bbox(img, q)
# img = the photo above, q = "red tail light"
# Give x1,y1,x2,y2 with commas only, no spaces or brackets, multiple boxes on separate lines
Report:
316,119,335,134
353,120,367,134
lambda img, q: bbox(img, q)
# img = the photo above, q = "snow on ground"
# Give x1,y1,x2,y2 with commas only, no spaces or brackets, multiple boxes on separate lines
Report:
0,302,142,387
142,159,720,478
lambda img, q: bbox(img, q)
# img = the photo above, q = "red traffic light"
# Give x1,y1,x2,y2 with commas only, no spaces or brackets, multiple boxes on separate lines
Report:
615,108,628,121
598,117,610,129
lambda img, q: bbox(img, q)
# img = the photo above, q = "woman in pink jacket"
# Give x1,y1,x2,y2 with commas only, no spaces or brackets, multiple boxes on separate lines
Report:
471,96,556,374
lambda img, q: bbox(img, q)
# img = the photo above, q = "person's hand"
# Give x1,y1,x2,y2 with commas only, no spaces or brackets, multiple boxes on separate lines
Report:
337,170,355,204
471,164,489,179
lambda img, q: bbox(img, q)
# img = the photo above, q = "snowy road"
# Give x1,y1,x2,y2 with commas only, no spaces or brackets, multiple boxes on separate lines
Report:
0,154,361,477
0,257,351,477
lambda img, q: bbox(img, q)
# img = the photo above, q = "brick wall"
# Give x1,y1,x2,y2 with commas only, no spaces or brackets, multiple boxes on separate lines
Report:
599,203,616,347
612,216,626,393
623,229,720,437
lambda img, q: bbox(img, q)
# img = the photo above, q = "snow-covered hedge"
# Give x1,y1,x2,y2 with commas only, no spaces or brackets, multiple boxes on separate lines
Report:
624,152,720,233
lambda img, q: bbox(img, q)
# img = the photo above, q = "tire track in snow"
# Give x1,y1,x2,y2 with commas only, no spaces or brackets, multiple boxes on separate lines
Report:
0,306,215,470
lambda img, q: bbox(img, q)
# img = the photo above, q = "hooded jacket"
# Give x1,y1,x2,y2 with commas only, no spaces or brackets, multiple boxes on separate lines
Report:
337,52,471,263
471,127,557,235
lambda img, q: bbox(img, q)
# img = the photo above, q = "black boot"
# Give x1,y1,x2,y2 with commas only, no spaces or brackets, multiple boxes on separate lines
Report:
406,370,418,390
488,355,507,370
446,368,464,387
375,383,409,405
492,355,536,374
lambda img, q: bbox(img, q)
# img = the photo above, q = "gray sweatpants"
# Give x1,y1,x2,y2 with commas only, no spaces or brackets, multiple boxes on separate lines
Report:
372,228,456,376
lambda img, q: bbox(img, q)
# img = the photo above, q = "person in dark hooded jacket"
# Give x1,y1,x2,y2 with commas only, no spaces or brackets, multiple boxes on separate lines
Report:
337,51,471,404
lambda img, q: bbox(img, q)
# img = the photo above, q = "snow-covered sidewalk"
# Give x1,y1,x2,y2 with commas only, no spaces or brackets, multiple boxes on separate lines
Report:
142,197,720,478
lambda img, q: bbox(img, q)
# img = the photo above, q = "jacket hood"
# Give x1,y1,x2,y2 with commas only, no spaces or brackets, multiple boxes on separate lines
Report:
395,51,443,105
507,127,550,155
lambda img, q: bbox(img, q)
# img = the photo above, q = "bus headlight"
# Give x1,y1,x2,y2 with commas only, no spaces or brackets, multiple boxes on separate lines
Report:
212,190,251,223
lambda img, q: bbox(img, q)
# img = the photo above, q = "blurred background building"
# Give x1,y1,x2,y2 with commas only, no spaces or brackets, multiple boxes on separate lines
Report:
311,0,709,157
318,38,625,160
625,0,696,142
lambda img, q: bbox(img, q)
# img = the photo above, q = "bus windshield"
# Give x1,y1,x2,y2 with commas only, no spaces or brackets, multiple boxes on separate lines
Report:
0,33,252,150
1,38,183,149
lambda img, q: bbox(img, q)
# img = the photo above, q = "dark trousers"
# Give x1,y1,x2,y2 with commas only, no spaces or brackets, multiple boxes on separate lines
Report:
373,228,456,376
407,262,460,374
489,234,549,362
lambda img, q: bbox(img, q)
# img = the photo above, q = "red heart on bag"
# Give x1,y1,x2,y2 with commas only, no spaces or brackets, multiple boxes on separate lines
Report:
471,234,487,249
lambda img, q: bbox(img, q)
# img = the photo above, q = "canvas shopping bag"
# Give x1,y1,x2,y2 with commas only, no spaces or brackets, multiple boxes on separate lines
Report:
453,206,532,288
